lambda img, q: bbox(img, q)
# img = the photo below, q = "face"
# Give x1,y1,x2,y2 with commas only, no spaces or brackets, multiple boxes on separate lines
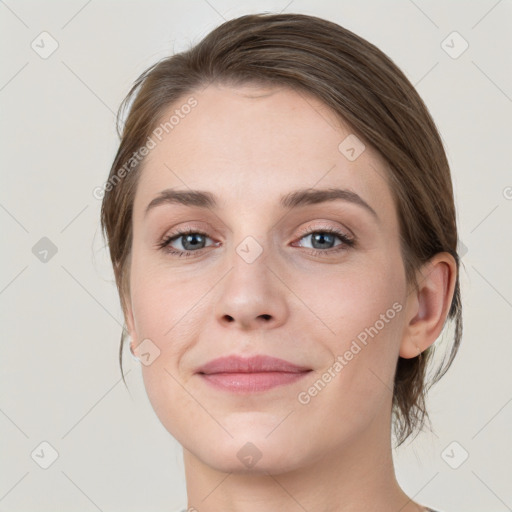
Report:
125,83,410,474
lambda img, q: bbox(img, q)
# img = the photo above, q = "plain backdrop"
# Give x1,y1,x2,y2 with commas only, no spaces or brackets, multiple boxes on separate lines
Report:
1,1,511,511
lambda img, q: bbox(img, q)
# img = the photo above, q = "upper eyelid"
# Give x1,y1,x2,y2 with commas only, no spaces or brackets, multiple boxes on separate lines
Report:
165,224,350,238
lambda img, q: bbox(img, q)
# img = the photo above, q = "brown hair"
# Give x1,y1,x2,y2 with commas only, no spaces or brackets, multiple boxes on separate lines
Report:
100,12,462,446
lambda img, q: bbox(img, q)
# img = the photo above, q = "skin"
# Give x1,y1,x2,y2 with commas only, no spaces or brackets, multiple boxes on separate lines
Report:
123,83,457,511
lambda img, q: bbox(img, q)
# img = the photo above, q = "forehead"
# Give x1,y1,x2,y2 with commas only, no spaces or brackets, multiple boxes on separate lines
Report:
133,83,394,221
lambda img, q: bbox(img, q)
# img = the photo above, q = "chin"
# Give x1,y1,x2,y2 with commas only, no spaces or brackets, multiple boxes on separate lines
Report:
185,430,310,475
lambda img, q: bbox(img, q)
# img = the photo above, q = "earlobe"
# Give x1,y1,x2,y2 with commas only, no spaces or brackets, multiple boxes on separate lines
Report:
399,341,422,360
399,252,457,359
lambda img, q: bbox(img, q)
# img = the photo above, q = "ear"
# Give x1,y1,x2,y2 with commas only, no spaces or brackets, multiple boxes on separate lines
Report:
400,252,457,358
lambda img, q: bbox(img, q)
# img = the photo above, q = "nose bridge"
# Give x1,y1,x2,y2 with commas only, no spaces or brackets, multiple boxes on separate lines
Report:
227,231,273,298
227,211,284,282
223,205,276,268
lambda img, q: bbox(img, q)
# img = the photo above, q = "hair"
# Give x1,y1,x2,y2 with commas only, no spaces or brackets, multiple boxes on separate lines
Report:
100,12,462,446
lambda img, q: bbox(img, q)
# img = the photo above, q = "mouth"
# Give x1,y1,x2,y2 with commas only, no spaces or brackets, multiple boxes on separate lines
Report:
198,370,312,393
196,354,312,393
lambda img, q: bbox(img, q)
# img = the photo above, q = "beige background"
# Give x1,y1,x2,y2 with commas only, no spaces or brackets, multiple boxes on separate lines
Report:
1,0,511,511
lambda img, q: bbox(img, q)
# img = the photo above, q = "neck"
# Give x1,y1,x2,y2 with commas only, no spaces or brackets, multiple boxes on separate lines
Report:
182,412,425,512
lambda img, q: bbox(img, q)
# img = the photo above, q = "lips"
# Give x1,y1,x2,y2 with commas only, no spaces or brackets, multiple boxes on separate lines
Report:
196,354,312,393
196,354,311,374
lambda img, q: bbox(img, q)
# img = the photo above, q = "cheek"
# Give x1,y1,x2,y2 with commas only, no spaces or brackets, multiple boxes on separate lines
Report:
295,250,405,349
295,249,406,410
129,253,203,341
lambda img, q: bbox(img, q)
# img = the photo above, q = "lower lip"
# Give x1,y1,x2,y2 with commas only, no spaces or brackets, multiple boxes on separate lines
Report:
198,371,311,393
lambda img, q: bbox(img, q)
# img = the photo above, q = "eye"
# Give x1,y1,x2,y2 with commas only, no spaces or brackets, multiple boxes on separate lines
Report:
293,226,355,256
158,228,217,258
157,226,355,258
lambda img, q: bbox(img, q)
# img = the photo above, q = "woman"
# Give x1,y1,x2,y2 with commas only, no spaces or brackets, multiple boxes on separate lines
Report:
100,13,461,512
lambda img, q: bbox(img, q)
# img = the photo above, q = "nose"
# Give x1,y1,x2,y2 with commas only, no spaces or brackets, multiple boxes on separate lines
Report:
214,253,289,331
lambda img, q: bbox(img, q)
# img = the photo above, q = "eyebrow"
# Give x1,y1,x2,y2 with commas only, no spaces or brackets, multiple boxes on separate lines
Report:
144,187,378,220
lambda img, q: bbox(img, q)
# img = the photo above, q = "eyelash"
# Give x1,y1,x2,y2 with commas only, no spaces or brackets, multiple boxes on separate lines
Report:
157,226,355,259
